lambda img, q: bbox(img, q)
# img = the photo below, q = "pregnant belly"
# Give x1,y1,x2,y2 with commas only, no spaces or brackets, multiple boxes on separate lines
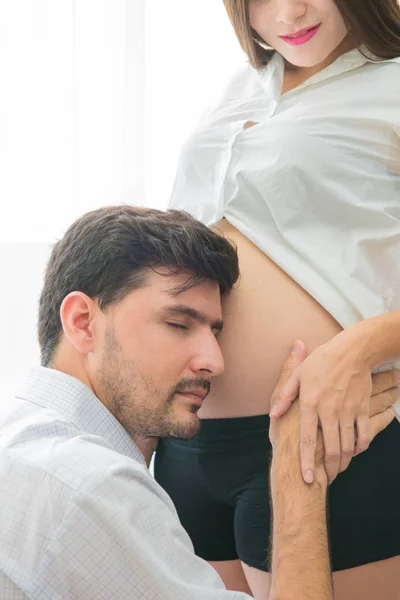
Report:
199,218,343,419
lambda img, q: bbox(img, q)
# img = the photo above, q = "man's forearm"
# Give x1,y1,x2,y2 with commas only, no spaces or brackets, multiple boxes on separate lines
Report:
269,439,331,600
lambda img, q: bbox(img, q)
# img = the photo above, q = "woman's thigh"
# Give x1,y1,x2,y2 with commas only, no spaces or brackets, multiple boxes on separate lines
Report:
155,418,400,597
327,419,400,571
332,557,400,600
239,557,400,600
241,563,270,600
237,419,400,599
208,560,253,595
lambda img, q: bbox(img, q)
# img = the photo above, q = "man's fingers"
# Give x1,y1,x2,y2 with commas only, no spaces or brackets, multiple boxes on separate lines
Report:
270,374,300,417
356,404,395,456
320,418,340,483
369,407,395,444
338,418,355,473
278,340,307,379
369,386,400,418
371,370,400,397
299,404,319,483
354,414,371,455
270,341,306,417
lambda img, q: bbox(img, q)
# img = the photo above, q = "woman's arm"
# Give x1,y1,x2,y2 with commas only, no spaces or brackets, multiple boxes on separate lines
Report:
350,309,400,369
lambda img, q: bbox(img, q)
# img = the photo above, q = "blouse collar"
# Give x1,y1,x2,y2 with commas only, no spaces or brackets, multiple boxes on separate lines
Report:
260,46,400,95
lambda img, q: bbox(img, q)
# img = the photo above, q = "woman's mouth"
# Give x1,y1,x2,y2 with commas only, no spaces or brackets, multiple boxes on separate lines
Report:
280,24,321,46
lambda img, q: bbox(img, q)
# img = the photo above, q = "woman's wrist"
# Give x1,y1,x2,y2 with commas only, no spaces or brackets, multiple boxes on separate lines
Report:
339,311,400,371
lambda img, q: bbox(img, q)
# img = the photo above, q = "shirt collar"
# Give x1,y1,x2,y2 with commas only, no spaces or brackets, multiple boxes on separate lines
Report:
261,46,400,95
15,366,146,466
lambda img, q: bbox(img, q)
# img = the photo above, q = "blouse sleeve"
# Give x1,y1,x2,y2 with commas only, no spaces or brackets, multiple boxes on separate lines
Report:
168,64,263,226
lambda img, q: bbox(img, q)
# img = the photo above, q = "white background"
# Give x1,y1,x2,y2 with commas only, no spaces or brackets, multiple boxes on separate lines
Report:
144,0,244,208
0,1,245,395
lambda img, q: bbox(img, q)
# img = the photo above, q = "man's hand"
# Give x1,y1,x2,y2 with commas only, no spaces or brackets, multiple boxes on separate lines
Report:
268,344,398,600
269,341,400,482
269,341,307,448
270,340,399,483
366,370,397,448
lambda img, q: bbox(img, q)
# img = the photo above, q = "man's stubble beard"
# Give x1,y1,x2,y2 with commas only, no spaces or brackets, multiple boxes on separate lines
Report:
97,328,203,441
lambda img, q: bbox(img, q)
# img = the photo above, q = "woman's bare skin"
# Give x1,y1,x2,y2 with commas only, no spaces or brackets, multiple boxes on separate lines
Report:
200,218,400,600
200,218,342,420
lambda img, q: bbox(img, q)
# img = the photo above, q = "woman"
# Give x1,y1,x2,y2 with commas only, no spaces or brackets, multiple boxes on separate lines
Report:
154,1,400,599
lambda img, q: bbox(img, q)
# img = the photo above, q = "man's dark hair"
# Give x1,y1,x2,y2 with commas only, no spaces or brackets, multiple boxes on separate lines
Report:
38,205,239,366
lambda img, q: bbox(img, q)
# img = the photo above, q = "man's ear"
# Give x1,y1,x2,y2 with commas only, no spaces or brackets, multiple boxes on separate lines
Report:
60,292,100,355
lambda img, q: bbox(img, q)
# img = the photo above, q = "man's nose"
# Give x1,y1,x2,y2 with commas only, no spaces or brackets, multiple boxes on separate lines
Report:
189,334,225,378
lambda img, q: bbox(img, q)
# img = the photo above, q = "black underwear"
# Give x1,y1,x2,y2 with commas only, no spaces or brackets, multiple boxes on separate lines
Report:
155,414,400,572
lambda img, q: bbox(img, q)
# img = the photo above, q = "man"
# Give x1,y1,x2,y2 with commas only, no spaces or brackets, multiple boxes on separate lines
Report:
0,206,396,599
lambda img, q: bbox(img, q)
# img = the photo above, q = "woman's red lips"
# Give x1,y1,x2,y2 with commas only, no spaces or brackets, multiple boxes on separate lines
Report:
282,25,319,38
280,24,321,46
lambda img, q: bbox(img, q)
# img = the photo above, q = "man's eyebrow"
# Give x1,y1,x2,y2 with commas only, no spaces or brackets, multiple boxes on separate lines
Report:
164,305,223,332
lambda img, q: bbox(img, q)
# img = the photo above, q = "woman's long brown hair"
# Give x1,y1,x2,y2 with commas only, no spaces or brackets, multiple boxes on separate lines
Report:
223,0,400,69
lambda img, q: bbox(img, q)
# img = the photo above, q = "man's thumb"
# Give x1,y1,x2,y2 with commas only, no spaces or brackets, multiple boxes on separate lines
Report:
279,340,307,374
269,341,306,417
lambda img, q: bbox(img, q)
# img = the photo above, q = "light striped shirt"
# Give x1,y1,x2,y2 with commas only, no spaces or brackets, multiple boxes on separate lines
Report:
0,367,250,599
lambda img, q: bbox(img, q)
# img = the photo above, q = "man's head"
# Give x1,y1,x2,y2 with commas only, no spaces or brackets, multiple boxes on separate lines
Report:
38,206,239,440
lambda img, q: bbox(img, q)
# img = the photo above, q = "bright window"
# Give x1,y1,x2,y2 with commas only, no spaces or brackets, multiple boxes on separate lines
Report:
1,1,245,390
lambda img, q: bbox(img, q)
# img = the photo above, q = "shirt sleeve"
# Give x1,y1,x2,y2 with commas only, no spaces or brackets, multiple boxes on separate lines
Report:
30,463,252,600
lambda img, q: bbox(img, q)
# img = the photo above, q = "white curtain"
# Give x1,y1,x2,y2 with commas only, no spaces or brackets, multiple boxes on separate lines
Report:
144,0,244,207
0,0,244,395
1,0,145,243
1,0,145,393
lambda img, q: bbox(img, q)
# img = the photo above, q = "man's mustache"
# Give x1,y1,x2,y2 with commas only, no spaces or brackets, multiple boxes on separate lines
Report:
173,378,211,397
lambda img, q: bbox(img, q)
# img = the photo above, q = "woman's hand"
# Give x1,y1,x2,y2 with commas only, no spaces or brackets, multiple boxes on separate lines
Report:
270,337,400,484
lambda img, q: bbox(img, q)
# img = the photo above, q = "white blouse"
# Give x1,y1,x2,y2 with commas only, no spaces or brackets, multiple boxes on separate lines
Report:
169,48,400,329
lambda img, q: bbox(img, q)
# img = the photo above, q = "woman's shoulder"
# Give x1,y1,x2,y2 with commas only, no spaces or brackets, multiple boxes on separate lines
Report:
367,56,400,100
211,62,265,106
367,54,400,77
381,55,400,64
348,54,400,106
192,63,267,131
